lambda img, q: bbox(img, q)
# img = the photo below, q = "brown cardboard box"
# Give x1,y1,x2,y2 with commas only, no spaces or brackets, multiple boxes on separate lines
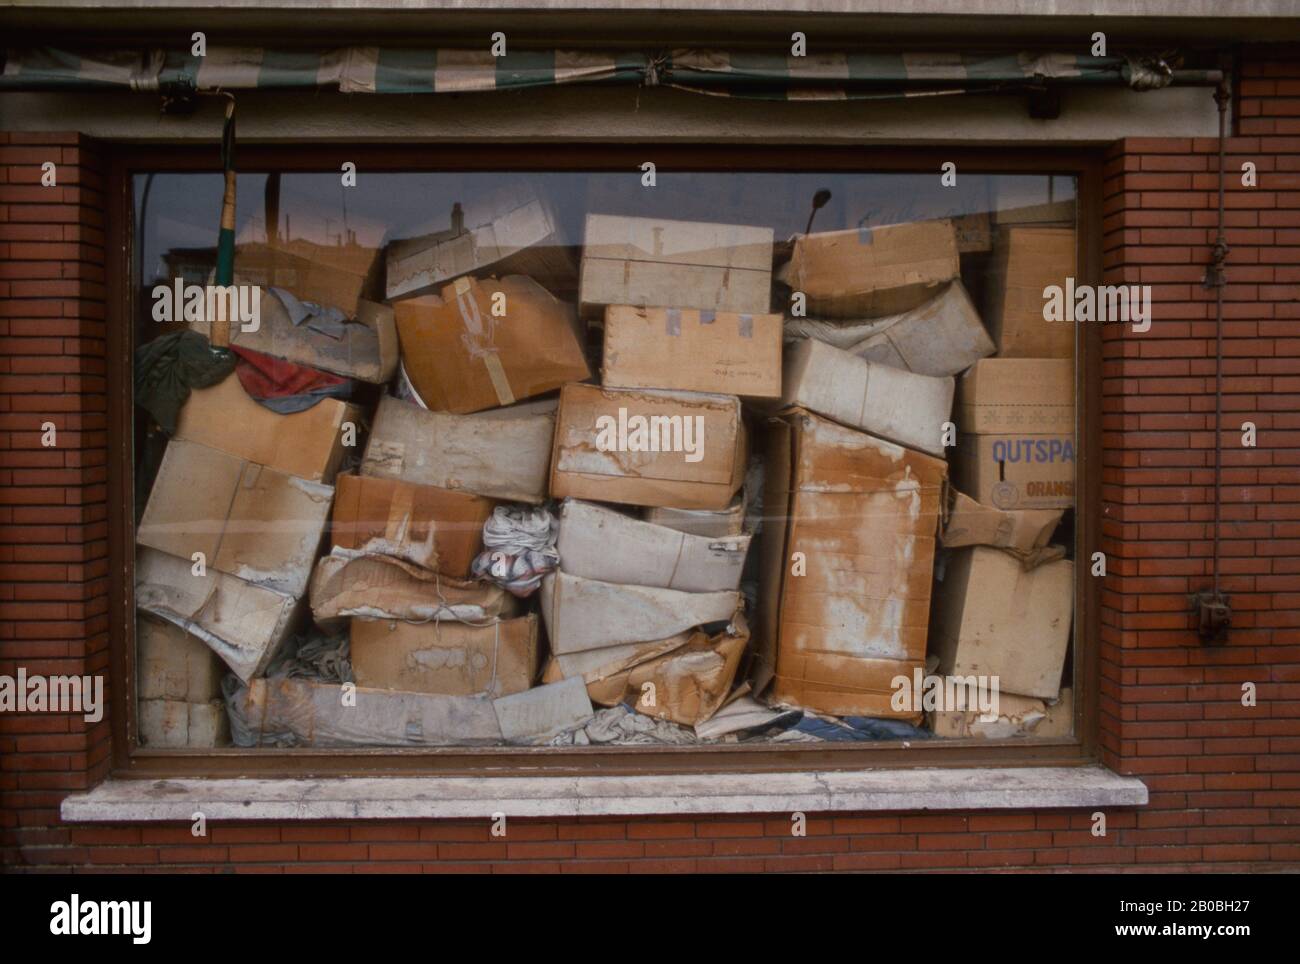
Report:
331,473,493,577
351,614,539,698
550,383,747,510
137,613,225,702
174,373,361,484
602,304,782,398
780,337,954,457
362,395,555,503
394,274,590,414
385,189,575,300
137,439,333,598
642,499,745,538
579,214,774,316
757,409,947,718
780,220,960,319
234,237,379,319
954,358,1075,510
985,225,1077,358
309,551,517,625
931,547,1074,700
135,547,298,682
941,490,1064,564
139,699,229,748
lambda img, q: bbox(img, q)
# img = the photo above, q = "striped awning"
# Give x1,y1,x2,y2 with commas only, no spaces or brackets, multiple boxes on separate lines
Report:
0,46,1216,98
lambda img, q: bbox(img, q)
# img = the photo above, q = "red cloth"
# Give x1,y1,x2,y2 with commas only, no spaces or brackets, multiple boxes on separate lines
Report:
231,346,350,401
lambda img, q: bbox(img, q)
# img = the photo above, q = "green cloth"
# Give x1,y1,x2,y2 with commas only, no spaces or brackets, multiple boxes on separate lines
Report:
134,330,236,436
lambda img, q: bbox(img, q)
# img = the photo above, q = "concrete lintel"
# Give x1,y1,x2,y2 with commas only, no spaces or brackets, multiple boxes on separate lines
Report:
61,766,1147,822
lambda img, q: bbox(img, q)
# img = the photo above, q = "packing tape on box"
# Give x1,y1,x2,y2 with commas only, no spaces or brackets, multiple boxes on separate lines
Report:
453,276,515,407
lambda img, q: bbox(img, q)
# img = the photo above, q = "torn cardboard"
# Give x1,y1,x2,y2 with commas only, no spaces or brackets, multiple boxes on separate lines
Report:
138,439,333,598
602,304,782,398
394,274,590,414
557,499,750,593
362,395,555,504
930,687,1073,739
931,547,1074,700
136,547,298,683
174,373,361,484
308,551,516,625
780,337,954,457
780,220,960,319
331,472,493,577
758,409,947,719
385,189,575,300
985,225,1077,359
580,214,774,316
351,614,539,698
942,490,1063,567
540,570,738,656
550,383,747,510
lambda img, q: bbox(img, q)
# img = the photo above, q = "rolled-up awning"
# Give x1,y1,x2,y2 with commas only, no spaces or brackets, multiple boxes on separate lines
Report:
1,46,1220,99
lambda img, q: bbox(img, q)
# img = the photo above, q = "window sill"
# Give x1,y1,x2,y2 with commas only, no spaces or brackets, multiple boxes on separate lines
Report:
62,766,1146,821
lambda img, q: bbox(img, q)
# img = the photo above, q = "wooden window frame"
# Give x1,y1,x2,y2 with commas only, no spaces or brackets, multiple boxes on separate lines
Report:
104,142,1105,779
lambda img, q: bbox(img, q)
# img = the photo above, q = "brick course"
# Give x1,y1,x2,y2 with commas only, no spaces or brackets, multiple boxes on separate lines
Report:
1,54,1298,872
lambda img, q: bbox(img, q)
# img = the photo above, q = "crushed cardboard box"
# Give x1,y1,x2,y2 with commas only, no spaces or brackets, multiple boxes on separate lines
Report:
174,374,361,484
942,490,1064,568
785,281,994,378
138,439,333,598
550,383,748,510
643,499,745,538
954,358,1075,510
136,547,298,683
757,409,947,719
780,337,954,457
351,614,539,698
930,687,1073,739
985,225,1076,359
931,547,1074,700
385,189,575,300
556,499,750,593
541,570,739,656
394,274,590,414
580,214,774,316
602,304,783,398
308,551,517,625
780,220,960,319
362,395,555,504
331,472,493,577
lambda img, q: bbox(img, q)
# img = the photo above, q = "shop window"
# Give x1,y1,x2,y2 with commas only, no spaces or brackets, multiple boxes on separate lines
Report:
115,149,1094,771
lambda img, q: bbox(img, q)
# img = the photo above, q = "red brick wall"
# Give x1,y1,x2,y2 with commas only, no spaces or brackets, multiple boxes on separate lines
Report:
2,56,1298,873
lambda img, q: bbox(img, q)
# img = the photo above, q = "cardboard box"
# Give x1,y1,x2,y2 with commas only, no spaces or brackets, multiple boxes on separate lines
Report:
540,570,738,656
174,373,360,484
557,500,750,593
385,189,575,300
602,304,783,398
985,226,1076,358
814,281,995,377
579,214,774,316
138,699,229,748
930,689,1073,740
137,613,225,702
780,220,960,319
331,473,493,577
780,337,954,457
234,237,379,319
941,490,1064,562
550,383,748,510
137,439,333,599
954,358,1075,510
757,410,947,718
642,499,745,538
394,274,590,414
351,614,539,698
362,395,555,504
493,677,594,745
135,547,297,682
931,547,1074,700
309,551,517,625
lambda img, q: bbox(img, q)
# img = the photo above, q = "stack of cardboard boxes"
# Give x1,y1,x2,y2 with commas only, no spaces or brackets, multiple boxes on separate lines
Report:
135,185,1079,747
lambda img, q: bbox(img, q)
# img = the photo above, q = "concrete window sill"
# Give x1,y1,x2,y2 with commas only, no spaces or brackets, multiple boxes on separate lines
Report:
61,766,1146,821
